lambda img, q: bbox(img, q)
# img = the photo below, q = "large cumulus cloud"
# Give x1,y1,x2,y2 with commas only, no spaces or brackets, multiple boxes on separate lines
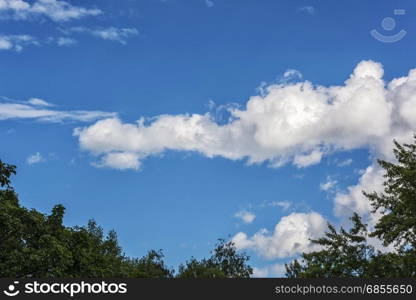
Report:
74,60,416,171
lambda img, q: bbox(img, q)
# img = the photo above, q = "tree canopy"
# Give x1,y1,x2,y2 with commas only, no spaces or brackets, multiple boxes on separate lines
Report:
0,160,252,278
177,239,252,278
286,137,416,278
2,136,415,278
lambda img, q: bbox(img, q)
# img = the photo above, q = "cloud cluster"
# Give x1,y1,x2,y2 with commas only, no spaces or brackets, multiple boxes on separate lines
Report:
0,98,116,123
0,34,38,51
236,164,390,260
232,212,327,259
0,0,101,22
0,2,138,50
74,60,416,170
72,60,416,260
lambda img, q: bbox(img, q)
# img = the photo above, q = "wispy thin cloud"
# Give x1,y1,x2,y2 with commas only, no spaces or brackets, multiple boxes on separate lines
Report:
0,98,116,123
62,27,139,44
337,158,353,167
320,177,337,192
204,0,214,8
55,37,77,46
262,201,292,211
299,5,315,14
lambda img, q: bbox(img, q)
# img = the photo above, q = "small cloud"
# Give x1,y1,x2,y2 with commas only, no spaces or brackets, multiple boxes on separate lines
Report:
234,210,256,224
299,5,315,14
283,69,302,80
56,37,77,46
62,27,139,44
27,152,43,165
293,150,323,168
337,158,353,167
92,152,141,171
292,173,305,179
320,177,337,192
261,201,292,211
205,0,214,8
27,98,54,107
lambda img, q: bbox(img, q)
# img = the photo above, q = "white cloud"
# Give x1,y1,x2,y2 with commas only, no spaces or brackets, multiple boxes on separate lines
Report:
56,37,76,46
27,98,54,107
320,177,337,192
262,201,292,211
74,60,416,173
332,165,397,253
337,158,353,167
64,27,138,44
93,152,141,171
299,6,315,14
0,34,38,51
0,98,116,123
232,212,327,259
293,150,323,168
0,0,102,22
252,263,286,278
283,69,302,80
27,152,43,165
334,164,384,226
234,210,256,224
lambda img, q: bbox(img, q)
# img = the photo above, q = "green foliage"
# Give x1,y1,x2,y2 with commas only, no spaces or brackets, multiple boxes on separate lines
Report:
365,138,416,249
286,137,416,278
177,239,253,278
0,189,134,277
0,160,251,278
0,161,15,189
125,250,174,278
285,213,374,278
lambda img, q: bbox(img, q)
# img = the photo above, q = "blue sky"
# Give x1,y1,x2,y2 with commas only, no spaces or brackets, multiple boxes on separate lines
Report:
1,0,416,277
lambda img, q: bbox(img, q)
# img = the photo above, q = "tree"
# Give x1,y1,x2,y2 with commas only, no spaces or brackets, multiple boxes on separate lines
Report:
365,138,416,250
125,250,174,278
0,160,15,189
177,239,253,278
0,159,173,278
285,213,374,278
0,159,252,278
286,137,416,278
